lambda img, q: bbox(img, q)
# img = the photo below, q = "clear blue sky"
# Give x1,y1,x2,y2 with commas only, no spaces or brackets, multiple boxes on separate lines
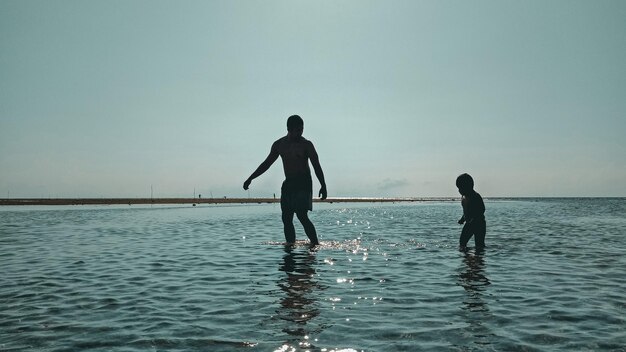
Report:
1,0,625,198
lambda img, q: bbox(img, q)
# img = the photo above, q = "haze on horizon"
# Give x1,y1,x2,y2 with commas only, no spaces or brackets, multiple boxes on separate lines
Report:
1,0,625,199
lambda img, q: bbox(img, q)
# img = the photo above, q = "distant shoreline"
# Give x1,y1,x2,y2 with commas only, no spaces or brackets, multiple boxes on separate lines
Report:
0,197,455,206
1,197,622,206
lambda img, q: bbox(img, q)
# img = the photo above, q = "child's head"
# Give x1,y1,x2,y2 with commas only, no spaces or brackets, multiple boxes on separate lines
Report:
456,173,474,195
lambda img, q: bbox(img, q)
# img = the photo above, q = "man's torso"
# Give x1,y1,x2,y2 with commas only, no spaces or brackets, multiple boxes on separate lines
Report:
273,136,312,179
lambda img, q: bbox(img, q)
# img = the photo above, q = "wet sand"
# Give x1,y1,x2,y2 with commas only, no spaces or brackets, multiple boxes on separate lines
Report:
0,197,455,206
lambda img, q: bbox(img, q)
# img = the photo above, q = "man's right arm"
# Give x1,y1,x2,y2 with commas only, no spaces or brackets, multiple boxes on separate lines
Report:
243,143,279,190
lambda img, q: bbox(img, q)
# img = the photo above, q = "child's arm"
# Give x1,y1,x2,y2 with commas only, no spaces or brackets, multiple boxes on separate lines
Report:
458,195,467,224
463,193,482,224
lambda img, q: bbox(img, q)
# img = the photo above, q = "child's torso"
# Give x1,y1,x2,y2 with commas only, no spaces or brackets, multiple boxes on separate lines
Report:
462,192,485,220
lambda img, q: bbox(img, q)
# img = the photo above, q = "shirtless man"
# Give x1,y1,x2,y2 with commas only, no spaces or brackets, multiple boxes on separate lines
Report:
243,115,327,246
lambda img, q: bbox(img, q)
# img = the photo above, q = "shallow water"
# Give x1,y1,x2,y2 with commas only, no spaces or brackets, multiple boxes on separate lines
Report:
1,199,625,351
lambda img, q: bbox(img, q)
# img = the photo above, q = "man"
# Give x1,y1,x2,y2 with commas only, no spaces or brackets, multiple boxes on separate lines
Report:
243,115,327,246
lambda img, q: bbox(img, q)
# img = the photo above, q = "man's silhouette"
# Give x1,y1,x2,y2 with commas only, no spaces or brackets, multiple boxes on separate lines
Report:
244,115,327,246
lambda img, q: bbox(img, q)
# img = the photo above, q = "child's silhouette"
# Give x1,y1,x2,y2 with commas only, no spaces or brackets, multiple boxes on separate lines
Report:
244,115,327,246
456,173,486,250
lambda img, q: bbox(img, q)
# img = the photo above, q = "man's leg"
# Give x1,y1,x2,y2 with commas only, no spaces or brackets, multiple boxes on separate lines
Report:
296,211,319,246
282,210,296,244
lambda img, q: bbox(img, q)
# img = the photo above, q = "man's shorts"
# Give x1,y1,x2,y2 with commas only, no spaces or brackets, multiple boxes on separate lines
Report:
280,176,313,213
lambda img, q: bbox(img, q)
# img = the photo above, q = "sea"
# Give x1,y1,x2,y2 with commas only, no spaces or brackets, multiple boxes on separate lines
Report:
1,198,625,352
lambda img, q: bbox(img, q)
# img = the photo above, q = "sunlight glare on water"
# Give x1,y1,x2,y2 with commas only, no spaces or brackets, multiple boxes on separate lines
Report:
1,199,625,351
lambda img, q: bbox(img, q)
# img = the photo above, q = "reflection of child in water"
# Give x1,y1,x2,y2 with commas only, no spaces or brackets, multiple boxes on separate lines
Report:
456,173,486,249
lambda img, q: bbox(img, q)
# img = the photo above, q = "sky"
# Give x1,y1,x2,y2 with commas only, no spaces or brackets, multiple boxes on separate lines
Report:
1,0,625,198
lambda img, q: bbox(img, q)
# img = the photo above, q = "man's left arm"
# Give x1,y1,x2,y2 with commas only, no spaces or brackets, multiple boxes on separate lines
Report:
308,142,327,200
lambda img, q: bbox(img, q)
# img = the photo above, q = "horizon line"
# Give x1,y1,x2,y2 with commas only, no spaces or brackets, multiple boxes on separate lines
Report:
1,196,625,206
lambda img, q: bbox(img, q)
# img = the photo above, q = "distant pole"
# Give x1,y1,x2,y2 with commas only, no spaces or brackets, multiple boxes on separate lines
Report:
151,185,153,201
194,187,196,199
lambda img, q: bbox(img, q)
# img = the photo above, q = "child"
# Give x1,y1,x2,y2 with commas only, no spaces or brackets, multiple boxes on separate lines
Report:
456,173,486,250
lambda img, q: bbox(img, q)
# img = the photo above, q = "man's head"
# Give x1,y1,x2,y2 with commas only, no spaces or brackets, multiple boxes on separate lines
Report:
456,173,474,195
287,115,304,138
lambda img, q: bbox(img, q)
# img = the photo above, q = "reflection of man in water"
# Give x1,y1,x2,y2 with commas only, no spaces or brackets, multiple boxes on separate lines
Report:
244,115,327,246
277,247,321,340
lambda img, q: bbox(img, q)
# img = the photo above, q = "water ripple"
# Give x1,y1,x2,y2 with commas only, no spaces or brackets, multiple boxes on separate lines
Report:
1,200,625,351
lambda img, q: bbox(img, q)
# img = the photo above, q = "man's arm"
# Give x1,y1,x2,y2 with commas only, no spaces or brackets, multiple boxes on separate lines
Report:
308,142,327,200
243,144,279,190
